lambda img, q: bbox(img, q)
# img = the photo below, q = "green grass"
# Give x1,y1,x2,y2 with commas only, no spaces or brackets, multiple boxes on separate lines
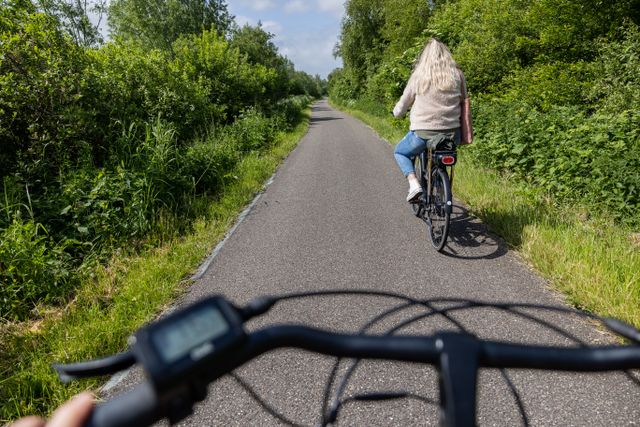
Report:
331,99,640,329
0,110,311,423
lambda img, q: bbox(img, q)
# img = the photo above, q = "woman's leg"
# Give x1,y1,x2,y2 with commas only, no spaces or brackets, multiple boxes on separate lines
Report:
394,131,426,177
394,131,426,201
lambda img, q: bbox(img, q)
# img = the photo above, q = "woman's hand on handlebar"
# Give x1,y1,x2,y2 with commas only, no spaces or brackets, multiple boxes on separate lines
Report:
9,393,94,427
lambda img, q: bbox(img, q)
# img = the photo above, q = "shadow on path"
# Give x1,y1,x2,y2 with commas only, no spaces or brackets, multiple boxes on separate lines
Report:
311,105,333,113
440,204,509,260
310,116,343,124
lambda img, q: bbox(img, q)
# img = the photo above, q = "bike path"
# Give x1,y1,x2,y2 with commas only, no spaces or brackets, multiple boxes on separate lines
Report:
112,100,639,426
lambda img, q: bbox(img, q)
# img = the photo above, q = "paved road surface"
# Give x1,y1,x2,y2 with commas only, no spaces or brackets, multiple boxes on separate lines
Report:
109,100,639,426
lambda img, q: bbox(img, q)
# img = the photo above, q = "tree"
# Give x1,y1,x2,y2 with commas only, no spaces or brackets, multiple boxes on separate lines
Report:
229,23,290,99
108,0,233,51
335,0,386,96
36,0,107,46
334,0,432,97
380,0,431,59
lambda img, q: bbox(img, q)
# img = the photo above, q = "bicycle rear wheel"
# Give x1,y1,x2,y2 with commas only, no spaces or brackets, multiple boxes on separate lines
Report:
427,167,451,251
411,154,426,217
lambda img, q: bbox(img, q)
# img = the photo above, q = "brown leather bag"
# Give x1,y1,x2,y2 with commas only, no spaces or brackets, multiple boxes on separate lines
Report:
460,76,473,145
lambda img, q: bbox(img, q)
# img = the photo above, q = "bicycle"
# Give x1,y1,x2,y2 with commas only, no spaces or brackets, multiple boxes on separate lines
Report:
411,136,457,251
54,290,640,427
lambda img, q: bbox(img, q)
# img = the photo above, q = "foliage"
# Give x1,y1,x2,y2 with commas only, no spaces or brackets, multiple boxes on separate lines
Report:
496,61,592,111
468,98,640,224
171,29,275,123
229,24,290,99
588,22,640,114
379,0,431,59
36,0,107,46
0,1,319,319
0,2,89,180
0,112,311,423
107,0,233,51
428,0,638,91
334,0,433,98
228,24,326,99
335,0,386,97
0,94,310,320
0,217,74,320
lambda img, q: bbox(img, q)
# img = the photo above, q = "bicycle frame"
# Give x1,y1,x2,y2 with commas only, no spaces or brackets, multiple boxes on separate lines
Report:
418,147,456,210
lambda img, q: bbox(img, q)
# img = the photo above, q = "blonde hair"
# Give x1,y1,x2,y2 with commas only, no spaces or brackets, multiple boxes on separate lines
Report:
408,39,460,94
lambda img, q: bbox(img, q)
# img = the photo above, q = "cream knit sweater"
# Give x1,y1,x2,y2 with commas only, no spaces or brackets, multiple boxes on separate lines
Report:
393,69,468,130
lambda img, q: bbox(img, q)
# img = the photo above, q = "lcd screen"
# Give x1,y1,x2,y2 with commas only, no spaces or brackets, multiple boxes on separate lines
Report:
151,305,230,363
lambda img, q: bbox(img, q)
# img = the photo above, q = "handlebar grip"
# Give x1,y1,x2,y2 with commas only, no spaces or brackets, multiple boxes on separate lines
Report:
84,383,160,427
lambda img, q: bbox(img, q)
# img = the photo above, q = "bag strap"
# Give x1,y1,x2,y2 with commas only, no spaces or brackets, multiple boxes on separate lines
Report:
459,69,467,99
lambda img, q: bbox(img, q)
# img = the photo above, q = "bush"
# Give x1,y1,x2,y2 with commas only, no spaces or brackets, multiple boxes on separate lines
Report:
497,61,592,111
182,137,239,195
57,167,156,255
83,39,215,153
0,218,74,320
468,98,640,225
588,22,640,114
0,3,89,180
273,95,313,129
0,3,315,320
171,30,276,123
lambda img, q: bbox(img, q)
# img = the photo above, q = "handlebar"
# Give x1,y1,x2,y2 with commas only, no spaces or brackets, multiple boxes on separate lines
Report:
82,325,640,427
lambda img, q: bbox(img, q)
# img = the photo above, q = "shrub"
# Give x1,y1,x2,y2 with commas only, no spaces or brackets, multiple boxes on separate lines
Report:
83,40,213,151
498,61,592,111
0,218,74,320
588,22,640,114
273,95,312,129
182,136,239,195
468,98,640,225
0,3,315,320
0,3,89,180
171,30,276,123
58,167,156,256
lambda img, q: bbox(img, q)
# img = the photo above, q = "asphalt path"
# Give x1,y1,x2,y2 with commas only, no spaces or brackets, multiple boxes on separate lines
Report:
108,100,639,426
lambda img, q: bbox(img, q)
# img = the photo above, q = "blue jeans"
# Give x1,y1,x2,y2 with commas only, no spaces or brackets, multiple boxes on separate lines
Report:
394,130,461,177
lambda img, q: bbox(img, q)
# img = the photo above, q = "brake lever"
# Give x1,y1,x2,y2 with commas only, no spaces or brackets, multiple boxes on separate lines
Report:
239,295,277,321
53,351,136,383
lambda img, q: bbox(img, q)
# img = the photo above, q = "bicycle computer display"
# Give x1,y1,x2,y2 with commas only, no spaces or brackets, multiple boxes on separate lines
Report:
151,304,230,363
132,295,246,390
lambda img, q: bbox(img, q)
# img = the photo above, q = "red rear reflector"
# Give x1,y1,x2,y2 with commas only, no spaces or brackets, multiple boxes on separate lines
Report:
442,156,455,165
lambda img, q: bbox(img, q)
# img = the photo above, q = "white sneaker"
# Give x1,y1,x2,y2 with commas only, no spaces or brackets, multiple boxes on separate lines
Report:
406,185,423,203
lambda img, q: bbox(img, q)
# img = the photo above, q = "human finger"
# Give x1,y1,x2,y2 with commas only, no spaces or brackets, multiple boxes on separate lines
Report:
7,416,45,427
47,392,94,427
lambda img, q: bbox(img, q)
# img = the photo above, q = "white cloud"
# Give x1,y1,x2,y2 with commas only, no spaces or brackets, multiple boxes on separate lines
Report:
234,15,254,27
250,0,275,11
284,0,309,14
274,28,341,77
317,0,345,16
262,20,284,35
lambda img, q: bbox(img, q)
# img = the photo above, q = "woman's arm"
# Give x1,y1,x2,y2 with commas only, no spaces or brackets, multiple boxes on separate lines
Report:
393,83,416,118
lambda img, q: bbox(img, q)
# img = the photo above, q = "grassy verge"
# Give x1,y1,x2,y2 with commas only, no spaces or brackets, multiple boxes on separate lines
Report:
0,110,311,423
331,100,640,329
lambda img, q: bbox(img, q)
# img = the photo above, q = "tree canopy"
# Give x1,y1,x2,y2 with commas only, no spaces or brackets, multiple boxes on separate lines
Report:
108,0,233,50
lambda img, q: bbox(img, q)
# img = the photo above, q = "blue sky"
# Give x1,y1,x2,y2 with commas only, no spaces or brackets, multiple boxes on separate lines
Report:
226,0,345,78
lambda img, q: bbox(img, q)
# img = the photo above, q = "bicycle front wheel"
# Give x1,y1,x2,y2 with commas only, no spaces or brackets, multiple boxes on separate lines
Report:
428,167,451,251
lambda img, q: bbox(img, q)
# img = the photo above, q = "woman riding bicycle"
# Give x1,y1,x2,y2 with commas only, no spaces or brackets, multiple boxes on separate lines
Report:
393,38,473,203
